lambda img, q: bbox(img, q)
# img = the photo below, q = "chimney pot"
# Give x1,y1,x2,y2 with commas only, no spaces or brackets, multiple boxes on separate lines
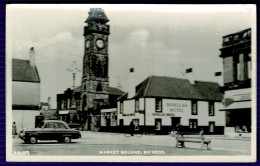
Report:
29,47,36,66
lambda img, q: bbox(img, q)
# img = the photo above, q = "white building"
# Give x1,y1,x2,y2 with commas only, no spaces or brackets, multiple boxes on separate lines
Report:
117,76,225,135
12,47,41,130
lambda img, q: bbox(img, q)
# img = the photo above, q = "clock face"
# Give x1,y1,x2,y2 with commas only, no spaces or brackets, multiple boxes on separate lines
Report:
96,39,105,49
86,40,90,49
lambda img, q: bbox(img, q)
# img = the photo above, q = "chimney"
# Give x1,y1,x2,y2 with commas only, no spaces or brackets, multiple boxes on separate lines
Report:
29,47,36,66
214,72,223,86
48,97,51,110
185,68,195,84
128,67,136,99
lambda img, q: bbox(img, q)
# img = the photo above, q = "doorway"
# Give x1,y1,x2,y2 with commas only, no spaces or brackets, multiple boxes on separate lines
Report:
171,117,181,130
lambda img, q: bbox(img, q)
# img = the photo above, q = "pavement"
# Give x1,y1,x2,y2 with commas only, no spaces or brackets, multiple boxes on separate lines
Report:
77,131,251,155
12,131,251,156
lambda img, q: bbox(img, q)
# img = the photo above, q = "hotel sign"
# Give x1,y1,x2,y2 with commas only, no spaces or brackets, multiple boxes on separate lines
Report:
163,99,190,114
152,113,175,116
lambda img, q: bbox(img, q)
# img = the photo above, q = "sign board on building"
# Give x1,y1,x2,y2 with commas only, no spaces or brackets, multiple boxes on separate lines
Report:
234,93,251,101
163,99,190,115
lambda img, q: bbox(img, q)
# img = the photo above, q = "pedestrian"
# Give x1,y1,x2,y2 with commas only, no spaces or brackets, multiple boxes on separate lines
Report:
176,123,182,132
129,120,135,136
12,122,17,138
199,128,204,140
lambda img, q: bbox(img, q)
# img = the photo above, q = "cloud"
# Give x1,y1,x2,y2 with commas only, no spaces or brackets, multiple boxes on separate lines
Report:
126,29,149,49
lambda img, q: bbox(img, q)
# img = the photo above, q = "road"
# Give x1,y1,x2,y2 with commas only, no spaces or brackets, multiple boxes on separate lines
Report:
12,131,251,156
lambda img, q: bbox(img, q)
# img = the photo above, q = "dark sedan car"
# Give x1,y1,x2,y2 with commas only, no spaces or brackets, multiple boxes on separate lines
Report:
19,120,81,144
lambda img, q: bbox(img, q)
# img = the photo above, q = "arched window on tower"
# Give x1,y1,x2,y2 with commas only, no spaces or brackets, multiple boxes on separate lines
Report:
96,60,102,76
96,82,103,91
104,60,108,77
92,56,96,74
82,95,87,111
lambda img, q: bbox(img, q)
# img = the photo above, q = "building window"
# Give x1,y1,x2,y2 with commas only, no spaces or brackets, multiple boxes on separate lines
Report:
64,100,67,109
234,34,239,41
237,61,241,81
155,119,162,130
135,99,139,112
83,82,86,90
67,99,70,109
191,100,197,115
189,119,197,129
209,102,214,116
247,53,251,79
120,101,124,114
155,98,162,112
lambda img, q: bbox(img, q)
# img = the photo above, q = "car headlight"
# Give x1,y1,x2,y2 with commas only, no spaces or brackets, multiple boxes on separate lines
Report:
20,132,24,137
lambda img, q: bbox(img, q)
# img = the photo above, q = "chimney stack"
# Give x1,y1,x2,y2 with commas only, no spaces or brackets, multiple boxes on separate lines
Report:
185,68,195,84
214,72,223,86
47,97,51,110
128,67,136,99
29,47,36,66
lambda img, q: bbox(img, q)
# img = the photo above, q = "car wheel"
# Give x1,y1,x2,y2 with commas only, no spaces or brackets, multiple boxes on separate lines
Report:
29,136,37,144
64,136,71,143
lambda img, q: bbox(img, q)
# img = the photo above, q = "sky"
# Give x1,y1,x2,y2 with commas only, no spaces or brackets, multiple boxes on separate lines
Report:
6,4,255,108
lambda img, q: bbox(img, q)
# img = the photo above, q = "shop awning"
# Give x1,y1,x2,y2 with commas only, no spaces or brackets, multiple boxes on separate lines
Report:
59,110,70,115
220,101,251,111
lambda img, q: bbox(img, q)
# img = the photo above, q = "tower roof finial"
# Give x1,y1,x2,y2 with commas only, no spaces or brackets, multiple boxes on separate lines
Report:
85,8,109,24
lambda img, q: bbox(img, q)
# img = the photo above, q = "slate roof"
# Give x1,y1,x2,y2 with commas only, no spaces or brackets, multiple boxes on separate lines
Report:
12,59,40,83
109,87,125,96
134,76,223,101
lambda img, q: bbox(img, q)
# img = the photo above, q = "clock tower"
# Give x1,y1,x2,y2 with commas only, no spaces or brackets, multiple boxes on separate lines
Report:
81,8,110,131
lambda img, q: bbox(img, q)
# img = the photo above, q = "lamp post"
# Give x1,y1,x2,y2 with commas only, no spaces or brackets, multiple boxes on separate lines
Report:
67,61,81,109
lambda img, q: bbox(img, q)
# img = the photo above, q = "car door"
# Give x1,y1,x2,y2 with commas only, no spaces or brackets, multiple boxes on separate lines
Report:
41,122,56,140
54,122,68,138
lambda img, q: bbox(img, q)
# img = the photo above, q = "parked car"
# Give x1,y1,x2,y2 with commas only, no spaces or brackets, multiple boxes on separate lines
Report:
19,120,81,144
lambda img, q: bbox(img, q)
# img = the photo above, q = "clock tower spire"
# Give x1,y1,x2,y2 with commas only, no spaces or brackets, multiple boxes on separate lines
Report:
81,8,110,131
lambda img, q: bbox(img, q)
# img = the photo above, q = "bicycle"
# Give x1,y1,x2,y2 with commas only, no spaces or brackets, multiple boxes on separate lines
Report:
124,128,143,137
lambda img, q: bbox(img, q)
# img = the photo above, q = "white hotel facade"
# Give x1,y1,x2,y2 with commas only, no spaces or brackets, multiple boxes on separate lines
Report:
117,76,225,135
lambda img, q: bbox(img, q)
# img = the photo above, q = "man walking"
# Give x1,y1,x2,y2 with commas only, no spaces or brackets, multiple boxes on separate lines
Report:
12,122,17,138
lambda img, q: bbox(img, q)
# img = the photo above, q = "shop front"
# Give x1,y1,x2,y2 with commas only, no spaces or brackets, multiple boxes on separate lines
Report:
220,88,251,137
58,109,80,129
100,108,118,132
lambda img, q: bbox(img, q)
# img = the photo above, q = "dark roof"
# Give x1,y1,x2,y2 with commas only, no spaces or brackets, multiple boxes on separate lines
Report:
73,86,81,93
12,59,40,83
60,86,125,96
134,76,223,101
109,87,125,96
